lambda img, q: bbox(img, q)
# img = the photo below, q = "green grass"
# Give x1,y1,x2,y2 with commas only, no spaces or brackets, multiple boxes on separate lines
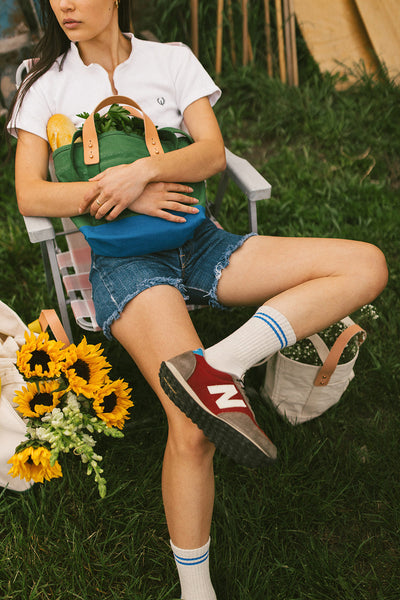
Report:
1,26,400,600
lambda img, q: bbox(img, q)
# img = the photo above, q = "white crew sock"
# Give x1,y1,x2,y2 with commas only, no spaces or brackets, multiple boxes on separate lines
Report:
204,305,296,378
170,537,217,600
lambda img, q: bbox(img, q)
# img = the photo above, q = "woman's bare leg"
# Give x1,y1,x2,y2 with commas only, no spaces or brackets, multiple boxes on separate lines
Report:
111,236,388,541
158,234,387,468
111,285,214,549
217,235,387,335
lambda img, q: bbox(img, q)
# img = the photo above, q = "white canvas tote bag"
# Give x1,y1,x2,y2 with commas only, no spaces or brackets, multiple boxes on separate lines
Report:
261,317,366,425
0,301,33,492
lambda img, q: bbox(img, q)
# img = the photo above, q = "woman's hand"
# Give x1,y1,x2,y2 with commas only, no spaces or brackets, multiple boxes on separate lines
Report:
126,182,200,223
79,161,199,222
82,166,200,223
79,161,147,220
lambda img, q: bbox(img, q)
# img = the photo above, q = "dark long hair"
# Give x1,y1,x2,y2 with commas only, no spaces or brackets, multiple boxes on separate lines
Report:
8,0,133,120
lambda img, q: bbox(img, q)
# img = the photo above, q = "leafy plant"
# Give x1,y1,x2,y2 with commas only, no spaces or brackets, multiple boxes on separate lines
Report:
77,104,145,136
281,304,379,365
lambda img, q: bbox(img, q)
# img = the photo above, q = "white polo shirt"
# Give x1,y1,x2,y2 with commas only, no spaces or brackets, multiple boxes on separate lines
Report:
9,33,221,140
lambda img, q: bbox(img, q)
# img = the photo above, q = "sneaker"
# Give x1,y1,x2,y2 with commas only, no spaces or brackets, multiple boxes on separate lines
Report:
159,349,277,467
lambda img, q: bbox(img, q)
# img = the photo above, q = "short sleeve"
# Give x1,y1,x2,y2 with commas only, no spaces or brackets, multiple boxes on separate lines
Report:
8,78,52,140
172,45,221,113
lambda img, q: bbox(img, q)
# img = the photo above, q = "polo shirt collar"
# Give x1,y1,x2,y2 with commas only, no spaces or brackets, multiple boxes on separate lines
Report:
65,32,136,70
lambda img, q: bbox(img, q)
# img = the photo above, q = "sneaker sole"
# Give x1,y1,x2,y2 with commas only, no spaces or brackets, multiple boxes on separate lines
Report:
159,361,276,468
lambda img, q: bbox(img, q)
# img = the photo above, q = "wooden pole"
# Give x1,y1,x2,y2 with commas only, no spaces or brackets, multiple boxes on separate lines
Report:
227,0,237,66
216,0,224,74
283,0,293,84
288,0,299,85
248,34,254,63
191,0,199,57
264,0,273,76
275,0,286,83
242,0,249,66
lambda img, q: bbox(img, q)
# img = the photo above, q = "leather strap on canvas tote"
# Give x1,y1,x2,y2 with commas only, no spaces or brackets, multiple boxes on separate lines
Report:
314,323,366,387
38,310,70,347
83,95,164,165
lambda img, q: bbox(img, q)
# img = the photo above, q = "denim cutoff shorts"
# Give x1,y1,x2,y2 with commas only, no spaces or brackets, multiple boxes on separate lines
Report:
90,218,256,339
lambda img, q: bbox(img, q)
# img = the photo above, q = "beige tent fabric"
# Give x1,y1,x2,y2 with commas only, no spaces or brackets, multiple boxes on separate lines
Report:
354,0,400,83
292,0,380,87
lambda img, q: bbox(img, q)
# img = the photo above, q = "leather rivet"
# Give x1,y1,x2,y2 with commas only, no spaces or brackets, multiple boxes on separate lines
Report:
88,141,93,148
155,149,160,154
89,151,94,159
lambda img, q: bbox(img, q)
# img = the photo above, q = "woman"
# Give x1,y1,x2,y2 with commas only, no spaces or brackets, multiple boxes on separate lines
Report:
8,1,388,598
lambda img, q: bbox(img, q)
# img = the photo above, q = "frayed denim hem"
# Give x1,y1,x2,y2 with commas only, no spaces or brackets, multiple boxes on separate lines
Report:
101,276,187,340
208,232,257,309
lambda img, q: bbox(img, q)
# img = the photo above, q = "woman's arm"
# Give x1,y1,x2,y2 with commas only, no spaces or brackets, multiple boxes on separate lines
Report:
15,131,200,222
14,97,225,221
81,97,226,221
15,130,97,217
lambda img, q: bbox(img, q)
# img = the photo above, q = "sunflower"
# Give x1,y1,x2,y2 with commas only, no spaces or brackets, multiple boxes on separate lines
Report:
17,330,65,379
61,337,111,398
8,445,62,483
93,378,133,429
14,380,64,418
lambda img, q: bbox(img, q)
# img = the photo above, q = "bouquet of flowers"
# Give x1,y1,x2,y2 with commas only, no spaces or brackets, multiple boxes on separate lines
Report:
280,304,379,365
7,330,133,498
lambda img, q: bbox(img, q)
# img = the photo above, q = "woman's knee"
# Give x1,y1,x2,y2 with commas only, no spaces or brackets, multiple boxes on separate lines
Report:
351,241,388,300
167,418,215,464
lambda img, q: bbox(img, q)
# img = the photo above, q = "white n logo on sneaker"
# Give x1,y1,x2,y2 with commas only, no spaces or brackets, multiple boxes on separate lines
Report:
207,384,247,409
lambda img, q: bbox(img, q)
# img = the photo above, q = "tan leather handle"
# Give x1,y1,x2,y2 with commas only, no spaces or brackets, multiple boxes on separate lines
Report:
83,95,164,165
38,310,70,347
314,323,366,387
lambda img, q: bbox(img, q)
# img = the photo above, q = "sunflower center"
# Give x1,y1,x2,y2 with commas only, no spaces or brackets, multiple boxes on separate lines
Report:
30,393,54,411
102,392,117,413
28,349,51,371
70,359,90,382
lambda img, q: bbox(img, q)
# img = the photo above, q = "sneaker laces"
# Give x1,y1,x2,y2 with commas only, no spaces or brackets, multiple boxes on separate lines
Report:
231,375,257,420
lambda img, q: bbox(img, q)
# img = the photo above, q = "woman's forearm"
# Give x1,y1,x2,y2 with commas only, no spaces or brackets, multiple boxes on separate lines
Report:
80,135,226,221
15,130,98,218
143,138,226,184
16,178,97,218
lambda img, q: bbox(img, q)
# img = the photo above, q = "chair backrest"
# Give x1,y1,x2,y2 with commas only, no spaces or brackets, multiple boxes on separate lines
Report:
15,58,37,88
16,58,102,338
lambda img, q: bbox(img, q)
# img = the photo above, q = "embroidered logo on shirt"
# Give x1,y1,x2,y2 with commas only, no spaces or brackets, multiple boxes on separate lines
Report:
157,97,166,106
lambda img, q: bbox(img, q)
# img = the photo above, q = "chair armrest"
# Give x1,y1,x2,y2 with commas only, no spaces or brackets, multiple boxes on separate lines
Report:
23,215,56,244
225,148,272,202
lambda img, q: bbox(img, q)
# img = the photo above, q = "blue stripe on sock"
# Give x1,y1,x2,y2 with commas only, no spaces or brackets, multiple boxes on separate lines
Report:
173,550,209,566
253,313,288,348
